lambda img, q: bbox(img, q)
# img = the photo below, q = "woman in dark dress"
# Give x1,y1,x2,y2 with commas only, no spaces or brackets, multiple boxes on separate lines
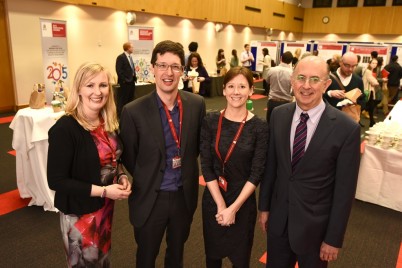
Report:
47,63,132,267
200,67,268,267
183,52,211,96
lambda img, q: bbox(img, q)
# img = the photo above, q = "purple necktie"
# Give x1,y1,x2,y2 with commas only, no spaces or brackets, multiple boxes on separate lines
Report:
292,113,309,171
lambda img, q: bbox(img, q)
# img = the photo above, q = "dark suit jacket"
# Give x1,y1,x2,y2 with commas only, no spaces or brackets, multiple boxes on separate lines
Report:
259,102,360,254
119,90,206,228
116,52,136,84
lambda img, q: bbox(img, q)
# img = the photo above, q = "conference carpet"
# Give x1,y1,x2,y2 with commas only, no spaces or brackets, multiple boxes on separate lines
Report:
0,94,401,267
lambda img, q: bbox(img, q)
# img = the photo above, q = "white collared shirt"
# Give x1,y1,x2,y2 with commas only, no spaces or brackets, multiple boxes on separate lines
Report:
290,100,326,155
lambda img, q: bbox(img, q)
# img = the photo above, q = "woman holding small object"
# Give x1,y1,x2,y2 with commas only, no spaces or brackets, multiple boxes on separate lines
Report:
183,52,211,96
47,62,131,267
200,67,268,267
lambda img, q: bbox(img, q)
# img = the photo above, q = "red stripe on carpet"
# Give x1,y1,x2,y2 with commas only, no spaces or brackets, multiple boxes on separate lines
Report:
8,150,16,156
0,189,31,216
0,116,14,124
259,251,299,267
199,175,206,186
250,94,267,100
397,242,402,268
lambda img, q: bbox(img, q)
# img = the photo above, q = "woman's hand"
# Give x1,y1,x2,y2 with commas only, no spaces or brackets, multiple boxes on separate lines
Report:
197,77,205,82
104,183,131,200
216,206,236,227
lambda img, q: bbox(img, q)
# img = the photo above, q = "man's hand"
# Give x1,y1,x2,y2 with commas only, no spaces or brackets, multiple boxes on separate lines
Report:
320,242,339,261
330,90,346,99
258,211,269,233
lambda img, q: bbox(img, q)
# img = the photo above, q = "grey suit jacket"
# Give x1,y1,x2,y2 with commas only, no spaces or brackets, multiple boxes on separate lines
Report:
119,90,206,228
259,101,360,254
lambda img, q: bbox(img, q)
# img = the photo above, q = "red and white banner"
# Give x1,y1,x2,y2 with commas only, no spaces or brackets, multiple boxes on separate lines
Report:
40,19,69,104
128,26,154,82
349,44,390,69
316,43,345,63
252,41,279,72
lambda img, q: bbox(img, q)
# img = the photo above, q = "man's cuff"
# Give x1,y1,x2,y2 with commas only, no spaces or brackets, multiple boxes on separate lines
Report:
327,90,333,97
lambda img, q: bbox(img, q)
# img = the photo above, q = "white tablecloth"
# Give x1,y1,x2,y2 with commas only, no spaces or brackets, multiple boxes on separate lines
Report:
355,143,402,212
10,107,64,212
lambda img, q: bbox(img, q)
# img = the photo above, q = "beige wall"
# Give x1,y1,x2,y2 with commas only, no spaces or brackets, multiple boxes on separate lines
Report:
8,0,300,106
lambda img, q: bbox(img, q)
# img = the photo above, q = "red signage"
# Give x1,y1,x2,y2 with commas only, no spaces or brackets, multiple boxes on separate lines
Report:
139,29,153,40
52,23,66,37
349,46,388,55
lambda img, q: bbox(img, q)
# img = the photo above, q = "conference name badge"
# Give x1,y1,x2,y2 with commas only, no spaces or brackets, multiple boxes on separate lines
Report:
172,156,181,169
218,176,227,192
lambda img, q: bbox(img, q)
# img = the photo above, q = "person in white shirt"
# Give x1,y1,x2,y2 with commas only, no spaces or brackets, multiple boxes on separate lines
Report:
241,44,254,70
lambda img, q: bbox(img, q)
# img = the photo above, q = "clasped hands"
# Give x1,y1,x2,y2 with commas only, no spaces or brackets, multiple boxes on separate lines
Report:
215,205,236,227
106,175,132,200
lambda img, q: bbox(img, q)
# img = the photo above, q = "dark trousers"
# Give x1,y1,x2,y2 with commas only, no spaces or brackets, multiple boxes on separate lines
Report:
267,99,290,123
266,228,327,268
133,189,192,268
366,92,381,127
117,81,135,117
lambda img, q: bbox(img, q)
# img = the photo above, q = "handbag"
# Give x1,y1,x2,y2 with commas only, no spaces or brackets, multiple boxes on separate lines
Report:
330,73,362,123
342,104,361,123
29,84,46,109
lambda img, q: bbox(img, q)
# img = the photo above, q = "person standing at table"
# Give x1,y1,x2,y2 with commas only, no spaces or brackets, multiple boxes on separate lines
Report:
47,62,132,267
116,42,137,117
119,40,206,268
241,44,254,70
216,48,226,76
200,67,268,267
259,56,361,268
183,52,211,96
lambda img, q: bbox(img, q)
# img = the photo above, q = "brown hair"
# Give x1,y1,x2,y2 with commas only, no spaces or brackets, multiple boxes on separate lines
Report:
223,66,254,88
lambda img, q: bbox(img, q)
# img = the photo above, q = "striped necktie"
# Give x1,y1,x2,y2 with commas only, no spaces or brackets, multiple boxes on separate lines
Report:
292,113,309,171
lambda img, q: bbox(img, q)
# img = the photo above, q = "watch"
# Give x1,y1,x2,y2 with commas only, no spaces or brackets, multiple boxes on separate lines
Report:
322,16,330,24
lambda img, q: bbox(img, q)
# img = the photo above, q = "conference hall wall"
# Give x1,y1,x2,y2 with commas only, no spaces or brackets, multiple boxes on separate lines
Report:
8,0,298,107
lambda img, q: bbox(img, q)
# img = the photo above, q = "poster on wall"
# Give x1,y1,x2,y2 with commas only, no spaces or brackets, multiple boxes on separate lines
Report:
348,44,390,69
315,43,346,63
40,19,69,105
251,41,279,72
128,26,154,82
280,42,310,59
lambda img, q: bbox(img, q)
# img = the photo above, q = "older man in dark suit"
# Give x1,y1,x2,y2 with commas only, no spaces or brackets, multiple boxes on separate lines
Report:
115,42,137,117
258,56,361,268
119,40,206,268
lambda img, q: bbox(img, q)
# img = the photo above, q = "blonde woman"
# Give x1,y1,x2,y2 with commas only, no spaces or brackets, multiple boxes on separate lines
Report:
47,62,131,267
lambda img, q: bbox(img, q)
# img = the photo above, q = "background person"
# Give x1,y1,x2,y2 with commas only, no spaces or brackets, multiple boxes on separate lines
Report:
241,44,254,69
230,49,239,69
200,67,268,267
47,62,131,267
183,52,211,96
265,51,294,123
115,42,137,117
216,48,226,76
259,56,361,268
260,48,272,95
362,58,381,127
119,40,206,268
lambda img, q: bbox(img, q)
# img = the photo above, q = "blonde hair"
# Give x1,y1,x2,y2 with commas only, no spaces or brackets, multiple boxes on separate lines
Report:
65,62,118,132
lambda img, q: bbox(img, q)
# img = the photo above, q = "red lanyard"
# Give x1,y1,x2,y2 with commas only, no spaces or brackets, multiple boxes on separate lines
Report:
215,109,248,173
161,94,183,152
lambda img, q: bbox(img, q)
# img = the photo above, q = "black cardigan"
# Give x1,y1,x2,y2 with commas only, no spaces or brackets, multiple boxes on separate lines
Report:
47,115,104,215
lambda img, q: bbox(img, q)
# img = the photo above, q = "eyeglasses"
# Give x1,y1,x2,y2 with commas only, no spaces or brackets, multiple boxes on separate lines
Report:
294,75,327,86
154,62,183,72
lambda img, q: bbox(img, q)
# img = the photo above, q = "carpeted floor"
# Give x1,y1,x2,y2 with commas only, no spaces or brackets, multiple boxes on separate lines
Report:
0,93,401,267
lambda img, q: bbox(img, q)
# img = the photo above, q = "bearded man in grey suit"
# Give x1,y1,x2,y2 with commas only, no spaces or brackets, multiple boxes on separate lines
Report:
119,40,206,267
258,56,361,268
